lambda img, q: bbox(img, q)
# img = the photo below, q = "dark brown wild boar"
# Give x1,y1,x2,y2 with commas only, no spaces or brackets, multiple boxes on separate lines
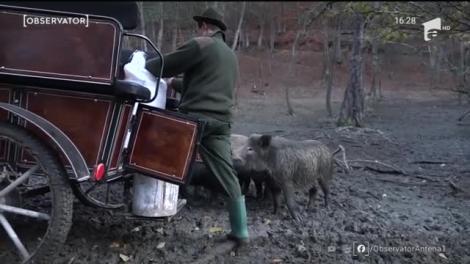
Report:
183,134,269,200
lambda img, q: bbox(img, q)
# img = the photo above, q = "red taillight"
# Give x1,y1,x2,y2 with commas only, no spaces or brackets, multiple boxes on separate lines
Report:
92,163,106,181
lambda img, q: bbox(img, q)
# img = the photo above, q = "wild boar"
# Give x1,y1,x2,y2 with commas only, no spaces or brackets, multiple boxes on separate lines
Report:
182,134,267,200
241,134,335,223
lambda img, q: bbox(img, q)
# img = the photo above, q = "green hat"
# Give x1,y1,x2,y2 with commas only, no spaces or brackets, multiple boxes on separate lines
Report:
193,7,227,31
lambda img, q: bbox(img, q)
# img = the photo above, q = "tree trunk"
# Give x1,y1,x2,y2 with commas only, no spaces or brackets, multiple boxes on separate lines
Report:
150,21,156,44
378,79,383,99
370,37,380,100
138,2,147,51
172,26,178,51
232,1,247,50
337,13,365,127
257,58,264,93
269,15,276,53
285,29,302,116
334,15,342,64
268,15,276,77
257,21,264,49
436,44,443,88
280,2,286,33
323,19,333,117
465,45,470,103
428,43,438,89
245,30,250,48
458,41,466,104
221,2,226,16
157,2,164,50
171,3,179,51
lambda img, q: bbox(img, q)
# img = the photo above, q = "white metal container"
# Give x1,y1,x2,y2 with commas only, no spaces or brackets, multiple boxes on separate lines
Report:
132,174,182,217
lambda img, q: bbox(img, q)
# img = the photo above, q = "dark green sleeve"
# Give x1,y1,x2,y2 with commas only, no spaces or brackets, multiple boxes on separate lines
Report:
146,39,202,78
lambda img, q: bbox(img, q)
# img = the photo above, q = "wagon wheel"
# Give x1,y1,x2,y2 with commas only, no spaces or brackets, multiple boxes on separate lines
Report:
71,175,128,210
0,122,73,263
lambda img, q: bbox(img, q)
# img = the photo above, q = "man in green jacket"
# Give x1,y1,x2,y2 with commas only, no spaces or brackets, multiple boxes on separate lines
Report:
146,7,249,246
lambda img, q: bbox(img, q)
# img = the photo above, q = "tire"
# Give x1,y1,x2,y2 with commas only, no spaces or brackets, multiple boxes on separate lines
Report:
0,122,73,264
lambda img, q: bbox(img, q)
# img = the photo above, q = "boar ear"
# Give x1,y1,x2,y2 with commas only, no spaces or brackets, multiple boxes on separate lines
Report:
259,135,272,148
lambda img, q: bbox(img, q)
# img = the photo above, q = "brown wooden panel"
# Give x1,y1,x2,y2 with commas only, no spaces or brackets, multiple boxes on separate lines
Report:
128,109,198,184
0,10,119,84
0,87,11,161
24,90,112,166
0,87,11,119
109,104,131,170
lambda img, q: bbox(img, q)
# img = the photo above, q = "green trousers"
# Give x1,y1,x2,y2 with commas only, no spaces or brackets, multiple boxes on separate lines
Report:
189,113,249,241
193,114,242,199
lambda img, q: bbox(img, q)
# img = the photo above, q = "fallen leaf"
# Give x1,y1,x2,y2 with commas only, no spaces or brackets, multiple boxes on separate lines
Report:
296,244,307,253
157,242,166,249
209,227,224,234
109,242,120,249
438,253,447,259
119,254,130,262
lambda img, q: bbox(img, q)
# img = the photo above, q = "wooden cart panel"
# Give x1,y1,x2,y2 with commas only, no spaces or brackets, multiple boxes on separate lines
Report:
23,89,113,166
0,87,11,160
0,8,120,85
128,107,199,185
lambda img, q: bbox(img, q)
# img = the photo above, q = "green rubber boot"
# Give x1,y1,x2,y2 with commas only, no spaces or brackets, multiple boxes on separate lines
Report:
227,196,249,245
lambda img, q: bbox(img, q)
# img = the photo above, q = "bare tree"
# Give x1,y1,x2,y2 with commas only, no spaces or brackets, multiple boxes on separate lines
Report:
171,3,179,51
458,40,468,104
138,2,148,50
267,7,278,78
232,2,247,50
157,2,164,50
369,2,381,100
337,12,366,127
257,22,265,49
285,22,306,116
333,17,343,64
280,2,287,33
322,18,334,117
256,3,266,49
370,37,381,100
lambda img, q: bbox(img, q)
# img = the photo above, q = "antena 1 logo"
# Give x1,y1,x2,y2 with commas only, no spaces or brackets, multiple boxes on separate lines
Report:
422,18,450,41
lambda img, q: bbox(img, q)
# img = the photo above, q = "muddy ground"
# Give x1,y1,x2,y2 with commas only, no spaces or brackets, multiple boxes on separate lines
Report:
2,91,470,264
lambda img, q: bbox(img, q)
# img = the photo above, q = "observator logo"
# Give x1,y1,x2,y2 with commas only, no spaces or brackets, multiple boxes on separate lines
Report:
23,14,89,28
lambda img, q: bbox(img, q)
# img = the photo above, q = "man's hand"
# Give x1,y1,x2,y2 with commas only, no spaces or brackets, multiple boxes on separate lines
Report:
164,77,174,89
164,77,179,97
